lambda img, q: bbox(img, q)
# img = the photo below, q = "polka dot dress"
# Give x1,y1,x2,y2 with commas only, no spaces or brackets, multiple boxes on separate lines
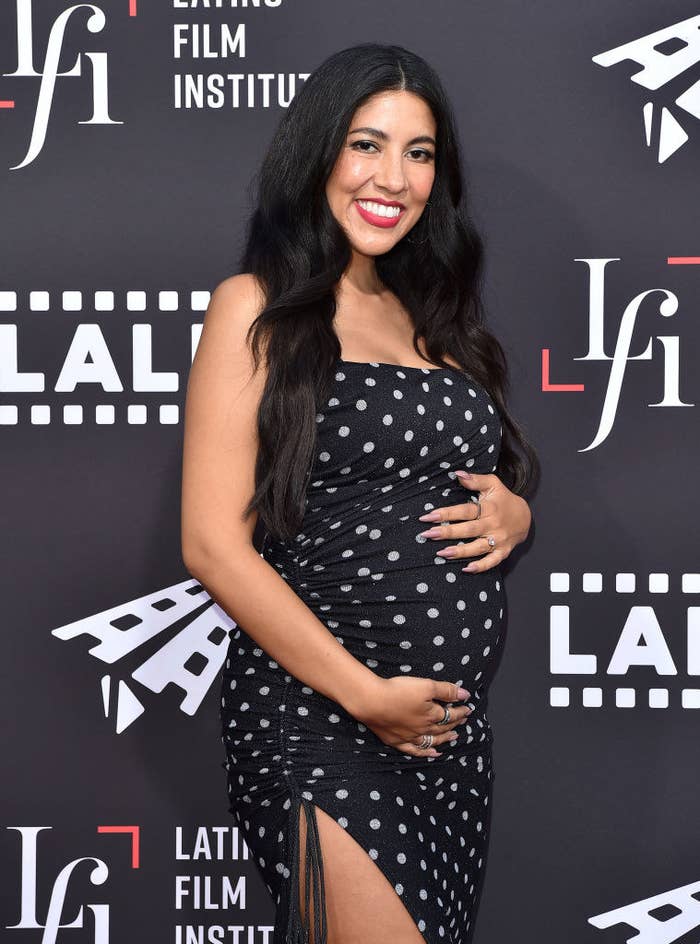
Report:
220,358,505,944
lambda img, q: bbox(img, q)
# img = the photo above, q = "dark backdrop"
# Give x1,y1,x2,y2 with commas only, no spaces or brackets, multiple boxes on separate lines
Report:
2,2,699,941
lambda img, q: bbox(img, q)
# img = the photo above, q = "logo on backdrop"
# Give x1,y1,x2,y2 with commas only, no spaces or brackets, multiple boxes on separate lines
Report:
588,877,700,942
52,578,234,733
548,570,700,712
5,824,256,942
592,13,700,163
1,0,125,170
0,288,209,427
541,257,694,451
5,825,139,941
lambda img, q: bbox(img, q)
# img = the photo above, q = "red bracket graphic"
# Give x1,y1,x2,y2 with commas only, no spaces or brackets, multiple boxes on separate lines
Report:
97,825,141,868
541,348,584,391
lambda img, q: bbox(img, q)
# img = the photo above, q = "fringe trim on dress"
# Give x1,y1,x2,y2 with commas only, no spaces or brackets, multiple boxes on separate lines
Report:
274,790,328,944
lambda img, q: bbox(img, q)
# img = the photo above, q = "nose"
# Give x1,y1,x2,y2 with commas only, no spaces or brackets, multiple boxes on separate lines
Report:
372,148,408,196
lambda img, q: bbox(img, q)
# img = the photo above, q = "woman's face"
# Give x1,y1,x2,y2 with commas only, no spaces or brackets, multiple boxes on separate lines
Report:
325,90,437,257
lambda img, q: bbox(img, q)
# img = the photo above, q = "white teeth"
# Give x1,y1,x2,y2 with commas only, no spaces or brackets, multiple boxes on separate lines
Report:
356,199,402,218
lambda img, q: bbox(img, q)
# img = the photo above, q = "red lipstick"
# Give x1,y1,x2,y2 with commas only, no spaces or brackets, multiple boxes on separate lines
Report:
354,198,406,229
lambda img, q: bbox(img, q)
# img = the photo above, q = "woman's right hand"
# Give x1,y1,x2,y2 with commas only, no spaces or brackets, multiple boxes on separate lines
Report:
347,676,473,757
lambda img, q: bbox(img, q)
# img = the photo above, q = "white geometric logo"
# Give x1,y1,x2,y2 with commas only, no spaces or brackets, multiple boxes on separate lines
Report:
52,578,234,733
588,878,700,942
592,14,700,163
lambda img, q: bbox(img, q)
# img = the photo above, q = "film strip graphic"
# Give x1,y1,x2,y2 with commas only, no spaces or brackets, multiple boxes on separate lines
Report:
52,577,234,734
588,877,700,943
593,13,700,163
0,288,210,426
549,570,700,710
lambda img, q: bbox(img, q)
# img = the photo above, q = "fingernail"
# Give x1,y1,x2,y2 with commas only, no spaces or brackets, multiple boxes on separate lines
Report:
457,687,470,699
436,547,457,558
455,470,472,480
419,527,443,538
429,749,441,756
418,510,442,522
462,563,477,572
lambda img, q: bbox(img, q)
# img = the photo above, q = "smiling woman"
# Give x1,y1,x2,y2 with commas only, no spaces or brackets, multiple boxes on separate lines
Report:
325,95,436,242
182,41,538,944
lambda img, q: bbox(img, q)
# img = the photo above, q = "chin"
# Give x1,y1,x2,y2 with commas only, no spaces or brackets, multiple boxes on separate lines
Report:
353,243,397,258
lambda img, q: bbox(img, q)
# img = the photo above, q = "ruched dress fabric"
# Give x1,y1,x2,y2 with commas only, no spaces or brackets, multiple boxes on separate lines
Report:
220,357,506,944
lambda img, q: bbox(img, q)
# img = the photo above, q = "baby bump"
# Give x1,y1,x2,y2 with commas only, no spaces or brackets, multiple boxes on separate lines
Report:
306,560,506,692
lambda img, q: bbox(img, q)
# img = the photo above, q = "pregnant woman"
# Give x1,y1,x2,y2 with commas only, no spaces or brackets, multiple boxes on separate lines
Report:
181,43,537,944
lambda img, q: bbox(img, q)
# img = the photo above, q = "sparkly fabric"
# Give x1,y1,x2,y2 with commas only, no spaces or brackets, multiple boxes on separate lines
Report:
220,358,505,943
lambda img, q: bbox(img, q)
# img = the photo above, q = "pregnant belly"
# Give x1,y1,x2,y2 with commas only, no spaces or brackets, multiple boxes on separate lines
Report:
299,559,506,696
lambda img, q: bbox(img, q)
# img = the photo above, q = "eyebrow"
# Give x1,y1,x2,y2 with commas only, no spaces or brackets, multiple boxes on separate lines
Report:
348,126,436,147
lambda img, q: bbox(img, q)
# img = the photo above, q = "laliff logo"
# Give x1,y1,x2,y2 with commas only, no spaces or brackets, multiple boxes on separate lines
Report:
5,824,139,942
547,570,700,712
541,257,695,451
589,878,700,942
1,0,131,170
52,578,235,733
0,287,210,428
592,13,700,163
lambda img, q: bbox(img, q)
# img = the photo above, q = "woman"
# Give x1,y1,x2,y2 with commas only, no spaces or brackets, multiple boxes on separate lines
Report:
181,43,537,944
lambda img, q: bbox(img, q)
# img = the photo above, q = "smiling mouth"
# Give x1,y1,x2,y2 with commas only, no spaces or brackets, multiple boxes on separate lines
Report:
354,199,406,228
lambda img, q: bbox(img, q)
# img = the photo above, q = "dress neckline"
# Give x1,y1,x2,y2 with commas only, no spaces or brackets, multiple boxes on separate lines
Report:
337,357,458,373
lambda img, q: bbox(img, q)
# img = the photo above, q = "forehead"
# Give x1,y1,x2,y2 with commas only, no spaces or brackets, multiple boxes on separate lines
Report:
349,90,436,135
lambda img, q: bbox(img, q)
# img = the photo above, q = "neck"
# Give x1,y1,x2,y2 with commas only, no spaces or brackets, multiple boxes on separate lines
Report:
340,250,384,295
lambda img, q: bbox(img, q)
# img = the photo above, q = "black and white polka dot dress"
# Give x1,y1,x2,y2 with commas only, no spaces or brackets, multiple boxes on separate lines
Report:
220,357,505,944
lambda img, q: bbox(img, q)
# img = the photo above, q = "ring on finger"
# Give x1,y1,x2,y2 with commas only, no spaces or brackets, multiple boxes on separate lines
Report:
486,535,496,548
418,734,434,749
436,705,451,725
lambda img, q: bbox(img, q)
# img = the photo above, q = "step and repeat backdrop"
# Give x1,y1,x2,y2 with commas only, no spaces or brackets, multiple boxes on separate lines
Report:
2,1,699,942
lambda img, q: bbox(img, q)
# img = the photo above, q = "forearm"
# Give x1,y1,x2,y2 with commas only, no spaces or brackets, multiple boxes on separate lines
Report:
187,544,380,718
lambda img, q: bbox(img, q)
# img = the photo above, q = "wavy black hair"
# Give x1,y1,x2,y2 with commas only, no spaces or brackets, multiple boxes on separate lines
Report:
238,42,540,541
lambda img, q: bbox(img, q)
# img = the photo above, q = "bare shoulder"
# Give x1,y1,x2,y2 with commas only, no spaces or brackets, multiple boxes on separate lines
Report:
195,273,268,379
205,273,266,340
211,272,266,310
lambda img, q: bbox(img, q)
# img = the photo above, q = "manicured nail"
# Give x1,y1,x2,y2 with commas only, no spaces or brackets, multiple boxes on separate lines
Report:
457,687,470,699
462,563,477,572
418,510,442,522
430,749,442,756
419,527,443,538
436,547,457,558
455,470,472,479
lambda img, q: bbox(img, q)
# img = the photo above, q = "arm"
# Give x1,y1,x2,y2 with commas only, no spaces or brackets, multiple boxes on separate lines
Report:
180,274,379,718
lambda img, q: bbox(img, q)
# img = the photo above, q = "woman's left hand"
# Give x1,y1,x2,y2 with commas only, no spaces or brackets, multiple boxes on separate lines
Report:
417,471,531,573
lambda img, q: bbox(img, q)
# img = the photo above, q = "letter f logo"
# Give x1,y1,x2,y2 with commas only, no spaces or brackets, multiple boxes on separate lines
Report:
3,0,123,170
573,258,692,451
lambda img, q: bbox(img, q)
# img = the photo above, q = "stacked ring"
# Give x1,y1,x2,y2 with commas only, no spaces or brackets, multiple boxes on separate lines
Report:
436,705,451,725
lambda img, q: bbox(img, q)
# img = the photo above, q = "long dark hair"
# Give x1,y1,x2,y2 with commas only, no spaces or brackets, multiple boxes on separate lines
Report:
239,42,540,542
